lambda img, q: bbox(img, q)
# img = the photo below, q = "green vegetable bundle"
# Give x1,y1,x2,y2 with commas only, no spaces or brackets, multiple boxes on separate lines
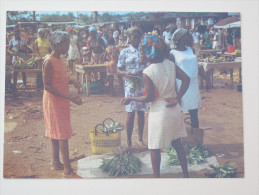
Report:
82,62,94,65
98,120,125,134
165,144,212,166
25,57,39,69
99,149,142,177
13,57,26,69
204,161,237,178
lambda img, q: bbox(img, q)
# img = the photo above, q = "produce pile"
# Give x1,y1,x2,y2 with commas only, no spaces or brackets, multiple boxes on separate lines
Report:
233,49,241,55
13,57,40,69
26,57,40,69
99,149,142,177
82,61,95,65
204,161,237,178
198,56,234,63
164,144,212,166
97,119,125,134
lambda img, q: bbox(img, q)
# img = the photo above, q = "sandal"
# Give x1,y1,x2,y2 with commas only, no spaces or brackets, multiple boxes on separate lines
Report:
51,163,64,170
62,171,81,179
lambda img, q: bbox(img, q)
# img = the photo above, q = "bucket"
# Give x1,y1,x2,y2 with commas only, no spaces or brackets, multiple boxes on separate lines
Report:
227,45,235,53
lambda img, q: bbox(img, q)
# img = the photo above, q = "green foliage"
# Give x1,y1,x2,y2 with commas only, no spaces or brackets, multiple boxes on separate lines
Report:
78,14,91,25
100,13,113,23
25,57,39,69
99,149,142,177
7,11,150,26
204,161,237,178
39,12,75,22
165,144,213,166
7,11,33,25
98,121,125,134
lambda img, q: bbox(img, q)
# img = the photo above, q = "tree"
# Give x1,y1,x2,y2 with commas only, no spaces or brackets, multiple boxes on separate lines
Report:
7,11,33,25
39,12,75,22
101,13,113,23
79,14,91,25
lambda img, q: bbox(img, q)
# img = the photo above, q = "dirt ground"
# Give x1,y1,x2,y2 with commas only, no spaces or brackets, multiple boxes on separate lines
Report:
3,69,244,179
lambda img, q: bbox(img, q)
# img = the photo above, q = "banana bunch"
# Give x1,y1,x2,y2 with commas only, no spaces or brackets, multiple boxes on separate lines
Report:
197,57,210,62
233,49,241,55
217,56,227,62
198,56,227,63
13,57,26,69
25,57,40,69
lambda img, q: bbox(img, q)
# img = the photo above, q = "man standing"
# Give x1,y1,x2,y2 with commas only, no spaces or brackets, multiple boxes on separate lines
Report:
192,28,201,56
162,26,172,45
217,28,223,49
113,29,119,45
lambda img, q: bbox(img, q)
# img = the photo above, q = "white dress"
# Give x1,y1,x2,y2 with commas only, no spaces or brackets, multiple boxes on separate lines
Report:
212,32,218,49
68,35,80,60
170,46,201,111
143,59,187,149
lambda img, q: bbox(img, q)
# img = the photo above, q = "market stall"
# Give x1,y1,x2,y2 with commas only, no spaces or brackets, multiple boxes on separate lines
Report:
199,49,222,58
8,56,42,90
198,57,242,89
75,64,108,96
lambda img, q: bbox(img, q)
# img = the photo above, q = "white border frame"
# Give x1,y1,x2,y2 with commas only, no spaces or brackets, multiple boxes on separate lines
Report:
1,0,259,194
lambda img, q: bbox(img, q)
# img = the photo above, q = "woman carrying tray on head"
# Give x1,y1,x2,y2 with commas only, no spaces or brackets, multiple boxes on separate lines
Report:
117,27,149,149
42,31,82,178
121,35,190,178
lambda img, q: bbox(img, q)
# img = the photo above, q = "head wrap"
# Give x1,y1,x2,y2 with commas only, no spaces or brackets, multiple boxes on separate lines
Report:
89,27,97,33
141,35,169,60
48,31,70,49
66,26,73,33
171,28,188,49
38,28,45,34
126,26,142,37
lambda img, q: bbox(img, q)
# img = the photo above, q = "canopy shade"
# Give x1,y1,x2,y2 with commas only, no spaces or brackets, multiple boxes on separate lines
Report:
214,21,241,29
214,17,240,28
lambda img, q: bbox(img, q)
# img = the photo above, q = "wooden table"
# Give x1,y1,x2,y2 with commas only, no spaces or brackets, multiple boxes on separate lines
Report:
198,59,242,89
199,49,222,57
75,64,108,96
13,68,42,73
220,53,241,58
8,68,42,90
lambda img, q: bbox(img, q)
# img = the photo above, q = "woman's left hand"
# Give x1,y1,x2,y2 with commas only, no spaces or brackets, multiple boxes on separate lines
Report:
71,96,83,105
121,97,132,105
165,98,178,107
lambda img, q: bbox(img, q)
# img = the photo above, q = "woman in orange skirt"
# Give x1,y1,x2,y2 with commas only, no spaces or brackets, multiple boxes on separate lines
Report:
43,31,82,178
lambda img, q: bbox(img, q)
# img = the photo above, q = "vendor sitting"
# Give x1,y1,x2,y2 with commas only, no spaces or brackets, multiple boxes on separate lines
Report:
87,27,107,85
7,30,28,91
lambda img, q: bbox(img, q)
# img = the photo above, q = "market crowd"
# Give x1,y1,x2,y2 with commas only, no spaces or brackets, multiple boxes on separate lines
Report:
6,23,241,92
6,22,241,178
